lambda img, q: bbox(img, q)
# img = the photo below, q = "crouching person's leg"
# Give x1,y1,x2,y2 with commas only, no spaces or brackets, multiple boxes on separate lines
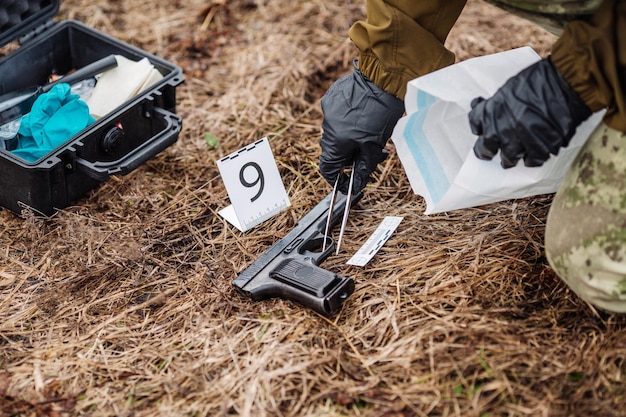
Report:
545,122,626,313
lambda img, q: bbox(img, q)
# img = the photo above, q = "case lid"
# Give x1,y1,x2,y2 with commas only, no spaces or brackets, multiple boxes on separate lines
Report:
0,0,60,47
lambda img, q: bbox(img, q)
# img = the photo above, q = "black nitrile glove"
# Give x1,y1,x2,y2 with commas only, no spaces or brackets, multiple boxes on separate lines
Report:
319,61,405,193
469,57,592,169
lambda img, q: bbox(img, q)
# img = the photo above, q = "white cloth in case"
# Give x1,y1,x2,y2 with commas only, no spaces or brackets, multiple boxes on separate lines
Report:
87,55,163,119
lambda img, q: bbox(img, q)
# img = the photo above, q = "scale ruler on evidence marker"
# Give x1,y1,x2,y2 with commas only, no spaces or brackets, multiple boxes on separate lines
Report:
347,216,403,267
242,197,291,230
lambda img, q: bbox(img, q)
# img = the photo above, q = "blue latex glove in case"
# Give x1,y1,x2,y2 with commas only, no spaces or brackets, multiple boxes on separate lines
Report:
13,83,95,162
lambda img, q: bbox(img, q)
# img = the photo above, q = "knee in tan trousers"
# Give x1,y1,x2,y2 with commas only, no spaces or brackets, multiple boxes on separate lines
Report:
546,122,626,313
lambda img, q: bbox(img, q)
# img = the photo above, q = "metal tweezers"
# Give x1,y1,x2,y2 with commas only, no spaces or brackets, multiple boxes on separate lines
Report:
323,162,355,255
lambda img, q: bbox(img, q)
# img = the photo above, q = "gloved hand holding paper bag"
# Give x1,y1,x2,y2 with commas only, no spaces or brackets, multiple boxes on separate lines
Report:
391,46,604,215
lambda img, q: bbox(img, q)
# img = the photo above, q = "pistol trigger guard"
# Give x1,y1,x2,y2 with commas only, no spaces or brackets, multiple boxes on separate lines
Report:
318,240,335,262
298,234,334,264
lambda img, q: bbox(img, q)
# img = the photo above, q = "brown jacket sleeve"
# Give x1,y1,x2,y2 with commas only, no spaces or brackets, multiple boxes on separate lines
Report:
551,0,626,131
350,0,625,131
349,0,467,100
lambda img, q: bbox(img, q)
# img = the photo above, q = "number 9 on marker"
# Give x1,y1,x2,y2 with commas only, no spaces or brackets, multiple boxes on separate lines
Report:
217,137,291,231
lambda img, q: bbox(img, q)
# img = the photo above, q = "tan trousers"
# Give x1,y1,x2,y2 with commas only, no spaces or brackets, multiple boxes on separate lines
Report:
546,123,626,313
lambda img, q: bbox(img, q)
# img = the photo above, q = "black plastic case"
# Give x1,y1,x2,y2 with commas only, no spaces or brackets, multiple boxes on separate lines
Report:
0,0,184,215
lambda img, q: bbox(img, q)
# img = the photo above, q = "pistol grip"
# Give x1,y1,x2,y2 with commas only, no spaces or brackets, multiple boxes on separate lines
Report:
269,258,354,316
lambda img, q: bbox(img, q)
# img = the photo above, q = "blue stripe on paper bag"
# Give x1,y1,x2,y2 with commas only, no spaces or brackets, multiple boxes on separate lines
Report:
403,90,450,204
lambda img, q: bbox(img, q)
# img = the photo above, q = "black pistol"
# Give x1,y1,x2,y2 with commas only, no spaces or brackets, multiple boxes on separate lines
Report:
232,190,362,316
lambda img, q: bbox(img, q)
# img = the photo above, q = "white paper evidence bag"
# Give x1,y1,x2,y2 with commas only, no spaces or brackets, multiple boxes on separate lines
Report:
391,46,604,215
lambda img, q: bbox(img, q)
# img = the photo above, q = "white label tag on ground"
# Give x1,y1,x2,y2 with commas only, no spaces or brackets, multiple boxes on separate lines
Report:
347,216,403,267
217,137,290,232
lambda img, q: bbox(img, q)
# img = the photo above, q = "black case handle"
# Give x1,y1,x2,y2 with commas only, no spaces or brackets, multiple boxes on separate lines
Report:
75,107,181,181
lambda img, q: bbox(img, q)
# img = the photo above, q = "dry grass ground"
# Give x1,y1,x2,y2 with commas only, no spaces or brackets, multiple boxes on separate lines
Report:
1,0,625,416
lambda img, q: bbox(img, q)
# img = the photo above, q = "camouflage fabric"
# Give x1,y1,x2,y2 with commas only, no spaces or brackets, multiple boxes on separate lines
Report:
485,0,602,34
545,122,626,313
